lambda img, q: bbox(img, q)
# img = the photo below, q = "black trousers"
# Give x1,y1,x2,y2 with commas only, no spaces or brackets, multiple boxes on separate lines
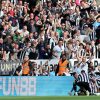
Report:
22,74,28,76
73,82,91,93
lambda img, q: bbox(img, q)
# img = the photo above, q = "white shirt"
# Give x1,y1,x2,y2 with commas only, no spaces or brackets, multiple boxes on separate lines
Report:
52,45,64,59
49,37,56,49
20,30,29,37
63,72,71,76
0,11,4,17
80,62,88,75
74,62,88,75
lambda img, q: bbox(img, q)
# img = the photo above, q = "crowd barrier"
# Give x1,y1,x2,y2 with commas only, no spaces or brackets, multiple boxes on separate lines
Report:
0,59,100,75
0,76,74,96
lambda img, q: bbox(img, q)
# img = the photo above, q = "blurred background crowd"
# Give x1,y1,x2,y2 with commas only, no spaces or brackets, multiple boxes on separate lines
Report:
0,0,100,94
0,0,99,80
0,0,100,61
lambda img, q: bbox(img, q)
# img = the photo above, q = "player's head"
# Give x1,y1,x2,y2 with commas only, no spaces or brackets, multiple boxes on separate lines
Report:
73,72,78,79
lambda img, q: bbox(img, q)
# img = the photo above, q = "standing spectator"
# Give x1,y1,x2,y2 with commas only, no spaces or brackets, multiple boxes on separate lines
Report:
37,38,45,59
28,19,36,33
90,40,96,58
77,43,86,58
43,44,52,59
20,25,29,37
52,39,64,59
73,57,88,74
0,38,6,60
29,47,38,60
95,25,100,45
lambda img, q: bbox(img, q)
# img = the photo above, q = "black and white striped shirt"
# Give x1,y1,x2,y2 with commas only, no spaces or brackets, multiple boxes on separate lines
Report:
77,72,89,83
19,47,32,61
90,46,99,58
78,49,86,57
80,49,86,57
89,32,96,41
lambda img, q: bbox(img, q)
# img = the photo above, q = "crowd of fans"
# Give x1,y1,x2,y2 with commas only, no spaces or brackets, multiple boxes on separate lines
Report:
0,0,99,68
0,0,100,61
0,0,100,95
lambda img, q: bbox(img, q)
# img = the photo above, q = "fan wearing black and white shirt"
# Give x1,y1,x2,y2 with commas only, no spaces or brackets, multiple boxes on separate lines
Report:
77,43,86,58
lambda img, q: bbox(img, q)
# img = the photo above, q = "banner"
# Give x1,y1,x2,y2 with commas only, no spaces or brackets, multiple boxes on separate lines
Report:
69,59,100,68
30,59,100,72
0,76,74,96
0,59,100,75
0,61,22,75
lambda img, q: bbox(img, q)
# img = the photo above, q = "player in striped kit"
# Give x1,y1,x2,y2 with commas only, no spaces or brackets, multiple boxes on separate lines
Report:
70,70,91,96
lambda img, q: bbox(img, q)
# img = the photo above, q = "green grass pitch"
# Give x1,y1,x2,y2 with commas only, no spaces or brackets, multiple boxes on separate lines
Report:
0,96,100,100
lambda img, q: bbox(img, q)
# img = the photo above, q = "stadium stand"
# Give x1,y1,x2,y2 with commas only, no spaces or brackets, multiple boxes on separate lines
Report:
0,0,100,96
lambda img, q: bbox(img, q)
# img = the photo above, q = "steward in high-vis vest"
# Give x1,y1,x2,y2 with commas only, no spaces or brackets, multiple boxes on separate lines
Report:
56,53,69,76
22,55,32,76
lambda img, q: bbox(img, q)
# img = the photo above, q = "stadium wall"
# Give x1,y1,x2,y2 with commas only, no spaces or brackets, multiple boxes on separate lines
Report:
0,76,74,96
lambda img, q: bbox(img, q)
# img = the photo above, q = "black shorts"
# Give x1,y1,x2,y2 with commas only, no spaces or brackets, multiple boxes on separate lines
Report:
76,82,91,92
